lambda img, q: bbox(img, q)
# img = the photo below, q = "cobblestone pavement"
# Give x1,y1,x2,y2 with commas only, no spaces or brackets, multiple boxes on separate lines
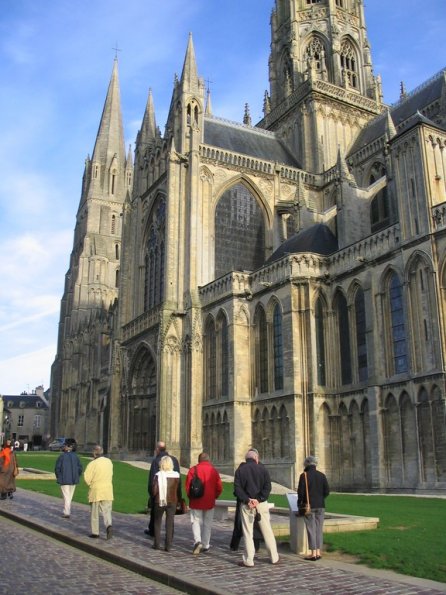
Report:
1,489,445,595
0,515,182,595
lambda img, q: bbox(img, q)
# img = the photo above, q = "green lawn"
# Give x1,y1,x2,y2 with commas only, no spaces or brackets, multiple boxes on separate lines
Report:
14,453,446,583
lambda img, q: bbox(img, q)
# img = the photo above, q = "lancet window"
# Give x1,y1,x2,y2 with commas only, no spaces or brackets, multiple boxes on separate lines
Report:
370,163,390,232
388,273,408,374
204,310,229,401
143,198,166,311
305,37,327,80
340,40,358,89
315,297,326,386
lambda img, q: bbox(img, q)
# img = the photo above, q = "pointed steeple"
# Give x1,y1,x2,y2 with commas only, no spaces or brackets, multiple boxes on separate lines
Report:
91,59,126,169
180,33,199,92
337,146,357,187
139,89,157,147
385,108,397,141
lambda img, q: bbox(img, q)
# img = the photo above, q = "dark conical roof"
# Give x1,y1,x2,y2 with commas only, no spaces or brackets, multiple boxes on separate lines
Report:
266,223,338,264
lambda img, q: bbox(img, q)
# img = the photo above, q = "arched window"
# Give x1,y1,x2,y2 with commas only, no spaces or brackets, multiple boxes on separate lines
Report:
305,37,327,80
214,184,265,278
389,273,408,374
408,257,435,372
355,288,368,381
115,244,120,260
111,214,116,234
340,40,358,89
255,306,268,394
335,291,352,385
273,304,284,390
315,297,326,386
370,163,390,232
217,312,229,397
143,199,166,311
204,317,216,401
115,269,120,288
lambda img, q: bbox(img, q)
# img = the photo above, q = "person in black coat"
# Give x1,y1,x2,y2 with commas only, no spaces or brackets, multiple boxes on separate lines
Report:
54,438,83,518
145,441,180,537
297,455,329,561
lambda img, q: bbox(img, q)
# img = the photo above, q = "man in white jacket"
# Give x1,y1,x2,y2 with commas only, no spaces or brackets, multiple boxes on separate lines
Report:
84,444,114,539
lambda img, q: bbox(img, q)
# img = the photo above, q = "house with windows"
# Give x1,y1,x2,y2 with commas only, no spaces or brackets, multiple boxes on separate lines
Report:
51,0,446,491
2,386,50,449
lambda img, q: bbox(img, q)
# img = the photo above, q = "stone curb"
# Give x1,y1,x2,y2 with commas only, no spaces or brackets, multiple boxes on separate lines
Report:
0,506,231,595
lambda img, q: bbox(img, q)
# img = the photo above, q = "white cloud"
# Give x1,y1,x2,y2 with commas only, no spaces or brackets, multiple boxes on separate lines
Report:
0,345,55,396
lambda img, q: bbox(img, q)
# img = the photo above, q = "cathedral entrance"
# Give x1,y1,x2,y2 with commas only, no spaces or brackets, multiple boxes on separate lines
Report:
127,346,157,452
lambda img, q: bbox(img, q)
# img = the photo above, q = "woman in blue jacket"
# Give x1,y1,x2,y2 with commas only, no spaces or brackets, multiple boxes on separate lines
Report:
55,438,83,518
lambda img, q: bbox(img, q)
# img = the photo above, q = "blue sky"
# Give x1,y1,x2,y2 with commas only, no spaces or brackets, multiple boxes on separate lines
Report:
0,0,445,395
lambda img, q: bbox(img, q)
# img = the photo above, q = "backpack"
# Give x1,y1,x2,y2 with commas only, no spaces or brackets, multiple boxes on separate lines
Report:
188,466,204,498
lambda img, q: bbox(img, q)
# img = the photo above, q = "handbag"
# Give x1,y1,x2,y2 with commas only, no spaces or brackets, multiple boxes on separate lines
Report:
175,497,187,515
298,472,311,516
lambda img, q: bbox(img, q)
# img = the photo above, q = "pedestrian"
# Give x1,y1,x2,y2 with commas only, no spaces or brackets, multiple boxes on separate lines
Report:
297,455,330,561
83,444,113,539
0,439,19,500
186,452,222,555
230,483,262,553
54,438,83,518
234,449,279,567
151,455,181,551
145,441,180,537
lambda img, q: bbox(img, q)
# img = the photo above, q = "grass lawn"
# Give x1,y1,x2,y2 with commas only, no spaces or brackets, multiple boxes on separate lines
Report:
14,453,446,583
324,493,446,583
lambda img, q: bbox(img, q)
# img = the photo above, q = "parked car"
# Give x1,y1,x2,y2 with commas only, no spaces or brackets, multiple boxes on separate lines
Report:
48,438,65,451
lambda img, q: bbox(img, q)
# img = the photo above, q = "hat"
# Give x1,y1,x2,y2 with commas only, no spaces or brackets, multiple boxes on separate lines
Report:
304,455,318,467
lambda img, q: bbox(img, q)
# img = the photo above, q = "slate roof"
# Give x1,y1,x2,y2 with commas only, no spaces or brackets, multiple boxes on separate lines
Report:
204,116,301,168
349,70,446,155
2,395,48,409
266,223,338,264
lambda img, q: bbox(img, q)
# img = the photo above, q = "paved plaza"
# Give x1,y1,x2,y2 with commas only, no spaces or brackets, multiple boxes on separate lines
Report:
1,488,445,594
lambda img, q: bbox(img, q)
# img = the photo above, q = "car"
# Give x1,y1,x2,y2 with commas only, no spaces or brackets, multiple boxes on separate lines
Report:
48,438,65,451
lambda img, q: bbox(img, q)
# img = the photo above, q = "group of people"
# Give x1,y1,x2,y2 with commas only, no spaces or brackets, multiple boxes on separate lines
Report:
54,439,113,539
2,434,330,562
145,441,330,566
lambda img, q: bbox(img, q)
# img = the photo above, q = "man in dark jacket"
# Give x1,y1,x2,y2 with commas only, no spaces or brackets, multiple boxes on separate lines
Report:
54,438,83,518
145,441,180,536
297,455,330,561
234,449,279,567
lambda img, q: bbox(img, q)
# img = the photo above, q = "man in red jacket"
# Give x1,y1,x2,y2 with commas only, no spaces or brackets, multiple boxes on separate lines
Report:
185,452,222,554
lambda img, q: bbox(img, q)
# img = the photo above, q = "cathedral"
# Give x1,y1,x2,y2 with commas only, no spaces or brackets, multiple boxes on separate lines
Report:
51,0,446,492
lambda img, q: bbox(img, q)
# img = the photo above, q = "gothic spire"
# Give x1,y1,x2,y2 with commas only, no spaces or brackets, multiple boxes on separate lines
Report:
180,33,199,92
139,88,157,146
91,59,126,169
385,108,397,141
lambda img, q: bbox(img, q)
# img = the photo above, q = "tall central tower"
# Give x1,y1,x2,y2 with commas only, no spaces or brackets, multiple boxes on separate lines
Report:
260,0,383,172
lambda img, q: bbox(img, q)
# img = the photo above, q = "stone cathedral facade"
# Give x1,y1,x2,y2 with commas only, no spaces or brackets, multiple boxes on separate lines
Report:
51,0,446,492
